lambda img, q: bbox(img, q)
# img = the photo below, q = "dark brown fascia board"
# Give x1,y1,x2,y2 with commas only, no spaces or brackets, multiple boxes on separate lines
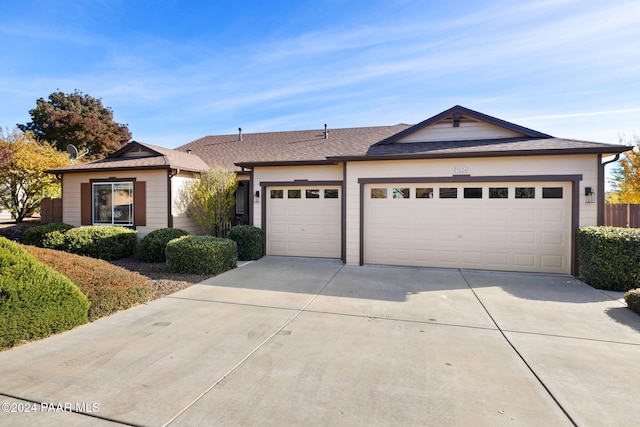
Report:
45,165,207,175
373,105,552,146
234,159,339,168
328,145,633,162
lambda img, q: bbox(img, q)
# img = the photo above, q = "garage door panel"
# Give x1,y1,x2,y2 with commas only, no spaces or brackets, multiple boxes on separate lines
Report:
364,182,571,274
266,186,341,258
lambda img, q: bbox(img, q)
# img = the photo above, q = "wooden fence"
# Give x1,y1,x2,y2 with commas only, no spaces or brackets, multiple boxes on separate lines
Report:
40,197,63,224
605,204,640,228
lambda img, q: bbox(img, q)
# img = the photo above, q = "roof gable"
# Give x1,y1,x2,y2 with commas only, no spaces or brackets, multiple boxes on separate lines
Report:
376,105,551,145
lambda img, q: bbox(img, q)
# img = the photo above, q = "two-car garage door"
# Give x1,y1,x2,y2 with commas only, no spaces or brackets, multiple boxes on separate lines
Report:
363,182,572,274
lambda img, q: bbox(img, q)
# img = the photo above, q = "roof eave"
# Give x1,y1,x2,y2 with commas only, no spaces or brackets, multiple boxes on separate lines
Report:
235,159,339,168
45,164,208,174
328,146,633,162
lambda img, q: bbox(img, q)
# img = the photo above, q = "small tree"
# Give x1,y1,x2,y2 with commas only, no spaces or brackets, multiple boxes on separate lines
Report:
609,134,640,204
18,90,131,159
0,129,68,222
186,167,238,236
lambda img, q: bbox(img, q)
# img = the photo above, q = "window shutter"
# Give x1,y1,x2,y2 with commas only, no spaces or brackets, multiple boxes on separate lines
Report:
80,183,92,225
134,181,146,226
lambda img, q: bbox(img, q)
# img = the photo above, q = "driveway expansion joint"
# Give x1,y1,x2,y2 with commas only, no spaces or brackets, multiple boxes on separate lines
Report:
458,269,579,427
162,263,346,426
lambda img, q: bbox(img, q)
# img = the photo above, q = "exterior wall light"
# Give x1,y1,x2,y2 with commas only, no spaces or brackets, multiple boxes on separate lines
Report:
585,187,596,203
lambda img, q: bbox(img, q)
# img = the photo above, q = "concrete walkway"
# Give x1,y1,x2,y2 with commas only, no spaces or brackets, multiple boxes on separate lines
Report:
1,256,639,426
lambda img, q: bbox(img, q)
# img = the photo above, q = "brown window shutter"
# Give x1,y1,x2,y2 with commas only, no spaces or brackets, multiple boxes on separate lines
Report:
134,181,146,226
80,183,92,225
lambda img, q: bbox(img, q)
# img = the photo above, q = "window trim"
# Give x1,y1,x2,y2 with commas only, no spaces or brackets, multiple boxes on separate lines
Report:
91,180,135,226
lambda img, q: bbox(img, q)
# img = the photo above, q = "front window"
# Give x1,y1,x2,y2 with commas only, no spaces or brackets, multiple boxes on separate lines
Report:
93,182,133,225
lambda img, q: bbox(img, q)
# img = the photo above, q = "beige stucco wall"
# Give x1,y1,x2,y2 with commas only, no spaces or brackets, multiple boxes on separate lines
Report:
251,164,343,228
61,169,169,238
344,154,599,265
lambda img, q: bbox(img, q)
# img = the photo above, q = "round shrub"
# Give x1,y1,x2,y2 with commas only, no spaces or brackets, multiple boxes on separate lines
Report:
228,225,264,260
138,228,190,263
625,289,640,315
63,226,137,261
22,222,74,249
0,237,89,349
166,235,237,275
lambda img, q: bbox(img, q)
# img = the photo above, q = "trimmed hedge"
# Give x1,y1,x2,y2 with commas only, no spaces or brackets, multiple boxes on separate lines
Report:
25,246,152,321
63,226,137,260
166,235,237,275
576,227,640,291
0,237,89,349
228,225,264,260
625,289,640,314
139,228,191,263
22,222,74,249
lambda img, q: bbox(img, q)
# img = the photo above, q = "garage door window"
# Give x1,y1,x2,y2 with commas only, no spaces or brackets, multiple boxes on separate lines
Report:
270,189,283,199
393,188,410,199
439,188,457,199
288,189,301,199
516,187,535,199
543,187,563,198
306,189,320,199
371,188,387,199
324,189,339,198
416,188,434,198
464,188,482,199
489,187,508,199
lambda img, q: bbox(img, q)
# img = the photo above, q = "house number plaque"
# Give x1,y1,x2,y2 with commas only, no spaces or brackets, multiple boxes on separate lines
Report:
454,165,468,174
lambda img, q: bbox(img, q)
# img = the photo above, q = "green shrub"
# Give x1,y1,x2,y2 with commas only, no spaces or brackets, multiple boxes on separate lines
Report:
0,237,89,349
625,289,640,314
22,222,74,249
166,235,237,275
228,225,264,260
63,226,137,260
576,227,640,291
25,246,152,321
139,228,190,263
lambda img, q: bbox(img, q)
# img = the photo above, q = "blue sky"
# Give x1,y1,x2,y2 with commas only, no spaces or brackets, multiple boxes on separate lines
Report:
1,0,639,151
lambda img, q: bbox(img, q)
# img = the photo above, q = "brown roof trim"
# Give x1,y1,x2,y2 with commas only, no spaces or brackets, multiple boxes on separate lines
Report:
329,145,632,162
235,160,339,168
374,105,552,146
46,165,174,174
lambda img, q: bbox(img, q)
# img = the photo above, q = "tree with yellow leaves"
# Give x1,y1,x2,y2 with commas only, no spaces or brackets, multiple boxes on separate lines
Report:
186,167,238,236
608,134,640,204
0,128,69,222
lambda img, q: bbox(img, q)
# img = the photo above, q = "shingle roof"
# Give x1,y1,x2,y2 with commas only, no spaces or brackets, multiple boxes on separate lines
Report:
177,125,412,170
346,137,630,159
47,141,210,174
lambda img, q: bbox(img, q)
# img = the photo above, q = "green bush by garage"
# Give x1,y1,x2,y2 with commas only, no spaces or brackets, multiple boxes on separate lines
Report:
22,222,74,249
576,227,640,292
0,237,89,349
63,226,137,260
228,225,264,260
138,228,191,262
625,289,640,315
166,235,237,275
25,246,152,321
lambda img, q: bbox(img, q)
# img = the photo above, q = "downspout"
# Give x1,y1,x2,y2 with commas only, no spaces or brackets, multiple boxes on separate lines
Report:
597,154,620,225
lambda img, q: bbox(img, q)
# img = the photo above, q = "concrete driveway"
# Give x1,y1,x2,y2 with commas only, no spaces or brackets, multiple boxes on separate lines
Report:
1,256,639,426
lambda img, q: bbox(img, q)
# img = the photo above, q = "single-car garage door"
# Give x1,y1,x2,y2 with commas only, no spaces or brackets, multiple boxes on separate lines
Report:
363,182,572,274
266,186,341,258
